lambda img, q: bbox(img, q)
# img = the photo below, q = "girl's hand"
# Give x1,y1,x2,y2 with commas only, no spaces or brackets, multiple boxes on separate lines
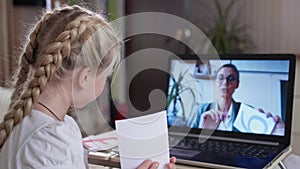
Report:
166,157,176,169
137,160,159,169
137,157,176,169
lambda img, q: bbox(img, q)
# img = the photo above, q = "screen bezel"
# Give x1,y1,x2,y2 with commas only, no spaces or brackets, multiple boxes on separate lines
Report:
166,53,296,145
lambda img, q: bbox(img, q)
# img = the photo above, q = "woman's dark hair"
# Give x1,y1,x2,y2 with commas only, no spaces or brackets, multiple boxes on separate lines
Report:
216,64,240,81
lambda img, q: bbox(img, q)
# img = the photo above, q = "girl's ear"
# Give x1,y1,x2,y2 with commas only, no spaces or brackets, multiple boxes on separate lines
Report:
78,67,93,89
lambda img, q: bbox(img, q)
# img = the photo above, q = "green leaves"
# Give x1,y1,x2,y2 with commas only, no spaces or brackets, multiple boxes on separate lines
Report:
167,69,196,119
207,0,252,53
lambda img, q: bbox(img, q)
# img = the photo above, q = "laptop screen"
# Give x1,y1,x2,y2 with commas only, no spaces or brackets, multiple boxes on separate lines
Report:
166,54,295,143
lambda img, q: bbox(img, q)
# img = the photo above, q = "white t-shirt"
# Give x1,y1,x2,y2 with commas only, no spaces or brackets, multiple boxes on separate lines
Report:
217,103,233,131
0,109,86,169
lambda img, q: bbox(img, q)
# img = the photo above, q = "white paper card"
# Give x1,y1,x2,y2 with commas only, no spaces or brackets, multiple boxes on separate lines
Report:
233,103,276,134
116,111,170,169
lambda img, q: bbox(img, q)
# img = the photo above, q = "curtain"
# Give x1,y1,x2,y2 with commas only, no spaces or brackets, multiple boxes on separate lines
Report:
0,1,13,87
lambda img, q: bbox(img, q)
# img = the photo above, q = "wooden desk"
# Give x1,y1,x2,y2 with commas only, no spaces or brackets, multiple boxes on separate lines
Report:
88,151,120,168
88,150,289,169
88,151,202,169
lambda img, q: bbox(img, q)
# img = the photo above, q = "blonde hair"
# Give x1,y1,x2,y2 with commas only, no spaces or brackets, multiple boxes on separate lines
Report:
0,5,120,148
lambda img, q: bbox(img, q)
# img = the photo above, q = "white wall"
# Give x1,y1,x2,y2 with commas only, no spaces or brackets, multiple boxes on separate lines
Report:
291,57,300,154
234,73,287,117
242,0,300,53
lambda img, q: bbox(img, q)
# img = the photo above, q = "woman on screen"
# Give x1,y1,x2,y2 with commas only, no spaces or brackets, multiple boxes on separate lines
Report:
187,64,284,135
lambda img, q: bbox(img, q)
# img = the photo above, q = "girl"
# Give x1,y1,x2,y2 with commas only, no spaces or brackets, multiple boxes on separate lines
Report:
0,5,176,169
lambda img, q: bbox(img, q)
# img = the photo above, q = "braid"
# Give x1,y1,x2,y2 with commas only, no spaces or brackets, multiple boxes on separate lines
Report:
9,12,55,109
0,26,61,148
0,6,115,148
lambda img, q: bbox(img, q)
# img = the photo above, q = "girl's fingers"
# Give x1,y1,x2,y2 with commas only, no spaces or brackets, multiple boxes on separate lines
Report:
166,163,176,169
137,160,152,169
148,162,159,169
137,160,159,169
170,157,176,163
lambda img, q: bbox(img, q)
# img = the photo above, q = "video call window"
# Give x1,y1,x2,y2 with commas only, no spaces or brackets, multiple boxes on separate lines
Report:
167,59,289,136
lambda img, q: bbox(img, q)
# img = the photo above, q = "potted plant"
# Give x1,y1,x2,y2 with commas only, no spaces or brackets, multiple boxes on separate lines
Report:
206,0,253,53
167,69,196,126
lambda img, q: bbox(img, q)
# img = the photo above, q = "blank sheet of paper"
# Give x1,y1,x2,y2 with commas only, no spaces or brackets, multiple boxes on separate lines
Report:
116,111,170,169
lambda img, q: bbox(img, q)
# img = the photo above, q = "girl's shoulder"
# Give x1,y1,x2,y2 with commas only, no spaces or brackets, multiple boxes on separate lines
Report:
18,110,84,168
25,109,82,145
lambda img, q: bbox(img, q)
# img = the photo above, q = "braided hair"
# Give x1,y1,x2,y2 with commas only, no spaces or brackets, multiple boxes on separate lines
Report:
0,5,120,148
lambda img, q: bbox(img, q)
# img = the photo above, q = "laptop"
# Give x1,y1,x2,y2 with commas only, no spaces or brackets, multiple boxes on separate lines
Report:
166,54,296,169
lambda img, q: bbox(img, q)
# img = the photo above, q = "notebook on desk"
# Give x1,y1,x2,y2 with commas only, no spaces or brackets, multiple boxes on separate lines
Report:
166,54,296,169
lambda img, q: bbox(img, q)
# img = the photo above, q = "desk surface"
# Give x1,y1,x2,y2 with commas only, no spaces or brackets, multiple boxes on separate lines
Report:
88,152,202,169
88,150,289,169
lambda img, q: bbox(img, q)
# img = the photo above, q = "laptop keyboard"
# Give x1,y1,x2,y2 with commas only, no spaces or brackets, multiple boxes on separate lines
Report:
169,135,279,159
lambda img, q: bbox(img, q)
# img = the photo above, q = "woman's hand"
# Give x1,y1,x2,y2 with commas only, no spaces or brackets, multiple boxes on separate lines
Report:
258,108,285,135
137,157,176,169
202,110,223,123
200,110,222,129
